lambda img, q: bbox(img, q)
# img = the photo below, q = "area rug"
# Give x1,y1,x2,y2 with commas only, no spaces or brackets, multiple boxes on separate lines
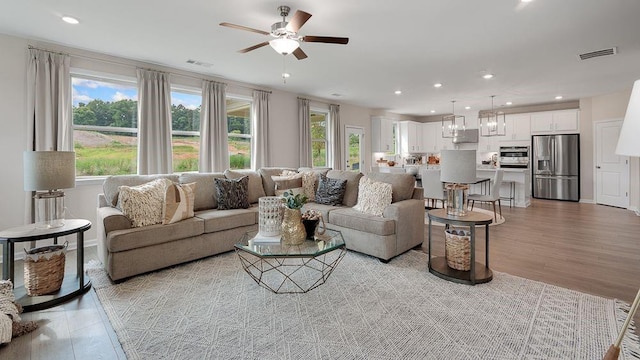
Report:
425,207,506,226
87,251,639,360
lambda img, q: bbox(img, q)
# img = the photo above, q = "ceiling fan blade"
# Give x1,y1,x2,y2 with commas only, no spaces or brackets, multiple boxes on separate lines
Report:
302,36,349,45
286,10,312,32
293,47,308,60
220,22,270,36
238,42,269,53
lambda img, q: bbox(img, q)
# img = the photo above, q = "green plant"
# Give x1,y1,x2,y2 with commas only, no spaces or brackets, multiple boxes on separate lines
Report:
282,191,308,210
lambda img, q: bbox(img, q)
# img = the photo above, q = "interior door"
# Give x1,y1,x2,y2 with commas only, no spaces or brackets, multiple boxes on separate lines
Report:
345,126,364,172
595,120,629,208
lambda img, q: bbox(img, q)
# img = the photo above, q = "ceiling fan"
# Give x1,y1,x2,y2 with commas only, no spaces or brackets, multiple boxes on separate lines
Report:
220,5,349,60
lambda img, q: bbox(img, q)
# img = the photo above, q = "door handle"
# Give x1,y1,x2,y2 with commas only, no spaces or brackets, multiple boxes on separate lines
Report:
596,166,601,169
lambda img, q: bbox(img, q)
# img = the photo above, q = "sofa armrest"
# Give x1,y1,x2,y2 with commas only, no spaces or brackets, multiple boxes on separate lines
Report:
412,187,424,200
96,206,131,264
382,198,425,254
98,193,110,208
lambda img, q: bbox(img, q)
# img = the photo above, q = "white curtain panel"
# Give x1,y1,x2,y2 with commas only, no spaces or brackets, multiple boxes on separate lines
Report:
330,104,342,170
199,80,229,172
252,90,271,169
26,48,73,152
136,69,173,175
298,98,312,167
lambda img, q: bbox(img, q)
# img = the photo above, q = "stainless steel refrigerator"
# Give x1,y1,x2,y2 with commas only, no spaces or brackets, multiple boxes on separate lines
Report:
532,134,580,201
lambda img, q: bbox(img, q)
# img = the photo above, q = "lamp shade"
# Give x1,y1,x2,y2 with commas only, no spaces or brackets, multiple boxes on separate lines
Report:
440,150,477,184
269,38,300,55
24,151,76,191
616,79,640,156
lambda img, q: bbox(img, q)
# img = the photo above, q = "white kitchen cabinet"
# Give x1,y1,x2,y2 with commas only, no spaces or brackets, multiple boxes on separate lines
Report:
530,109,579,134
371,116,396,153
422,122,451,152
399,121,423,153
477,133,499,152
500,113,531,143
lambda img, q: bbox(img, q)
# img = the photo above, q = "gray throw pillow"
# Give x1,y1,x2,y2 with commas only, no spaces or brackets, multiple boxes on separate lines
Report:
214,176,250,210
315,174,347,206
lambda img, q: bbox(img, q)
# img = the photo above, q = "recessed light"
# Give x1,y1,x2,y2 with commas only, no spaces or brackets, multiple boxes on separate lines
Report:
433,83,443,88
394,90,402,95
62,16,79,24
483,74,494,79
555,95,563,100
465,106,471,110
430,110,436,113
521,0,533,2
506,101,513,105
282,73,291,78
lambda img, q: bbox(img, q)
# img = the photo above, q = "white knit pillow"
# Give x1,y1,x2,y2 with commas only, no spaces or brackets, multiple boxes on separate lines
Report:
353,177,392,217
117,178,169,227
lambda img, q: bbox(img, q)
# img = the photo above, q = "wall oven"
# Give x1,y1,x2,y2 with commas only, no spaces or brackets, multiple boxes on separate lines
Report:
500,146,529,168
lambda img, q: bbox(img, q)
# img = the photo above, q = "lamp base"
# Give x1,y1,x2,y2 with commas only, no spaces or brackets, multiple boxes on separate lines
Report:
34,191,65,229
445,183,469,217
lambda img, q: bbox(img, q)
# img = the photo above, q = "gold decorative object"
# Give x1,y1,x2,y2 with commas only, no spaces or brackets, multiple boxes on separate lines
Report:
281,207,306,245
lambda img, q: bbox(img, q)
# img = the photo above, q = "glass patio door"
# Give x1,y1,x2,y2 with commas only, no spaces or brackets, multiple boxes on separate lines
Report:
345,126,364,172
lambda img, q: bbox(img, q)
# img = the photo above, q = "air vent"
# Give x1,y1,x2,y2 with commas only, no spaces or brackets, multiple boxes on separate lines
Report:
578,47,617,61
186,59,213,68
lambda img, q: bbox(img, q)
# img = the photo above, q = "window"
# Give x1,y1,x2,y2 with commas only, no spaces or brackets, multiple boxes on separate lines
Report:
170,90,201,172
227,97,252,169
72,76,138,176
311,110,328,167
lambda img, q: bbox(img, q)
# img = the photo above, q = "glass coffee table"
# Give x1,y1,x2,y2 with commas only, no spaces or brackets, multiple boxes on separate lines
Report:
234,229,346,294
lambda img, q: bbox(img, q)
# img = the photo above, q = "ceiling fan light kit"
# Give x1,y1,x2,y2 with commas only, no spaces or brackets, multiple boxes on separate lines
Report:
220,5,349,60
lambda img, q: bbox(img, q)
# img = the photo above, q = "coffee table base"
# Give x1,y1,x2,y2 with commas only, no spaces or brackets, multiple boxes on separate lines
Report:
235,246,346,294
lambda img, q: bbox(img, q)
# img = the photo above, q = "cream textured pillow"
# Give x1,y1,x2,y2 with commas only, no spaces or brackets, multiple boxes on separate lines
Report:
353,177,393,217
117,178,169,227
301,171,318,201
164,182,196,224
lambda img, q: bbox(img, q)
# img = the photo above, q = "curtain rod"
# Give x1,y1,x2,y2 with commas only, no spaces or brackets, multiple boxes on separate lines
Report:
27,44,273,93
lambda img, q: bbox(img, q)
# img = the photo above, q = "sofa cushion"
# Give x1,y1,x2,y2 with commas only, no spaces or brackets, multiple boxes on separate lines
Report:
117,178,169,228
259,167,297,196
315,174,347,206
326,170,364,207
272,175,303,192
163,182,196,224
224,169,266,203
353,177,393,217
301,203,345,225
365,172,416,203
215,176,250,210
107,216,205,253
195,206,258,233
104,174,179,207
328,207,396,236
178,172,225,211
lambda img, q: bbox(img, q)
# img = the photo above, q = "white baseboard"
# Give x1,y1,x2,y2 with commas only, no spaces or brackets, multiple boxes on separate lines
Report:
0,238,97,264
629,206,640,216
579,198,595,204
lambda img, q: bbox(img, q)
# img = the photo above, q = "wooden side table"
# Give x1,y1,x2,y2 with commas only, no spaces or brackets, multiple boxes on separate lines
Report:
427,209,493,285
0,219,92,312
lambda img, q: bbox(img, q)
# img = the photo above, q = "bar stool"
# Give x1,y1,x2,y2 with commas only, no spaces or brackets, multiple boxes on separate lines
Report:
500,180,516,208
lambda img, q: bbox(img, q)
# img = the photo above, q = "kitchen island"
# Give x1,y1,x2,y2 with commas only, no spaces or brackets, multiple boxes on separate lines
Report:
476,167,530,208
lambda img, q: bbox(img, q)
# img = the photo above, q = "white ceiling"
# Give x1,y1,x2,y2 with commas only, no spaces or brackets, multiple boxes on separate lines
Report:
1,0,640,116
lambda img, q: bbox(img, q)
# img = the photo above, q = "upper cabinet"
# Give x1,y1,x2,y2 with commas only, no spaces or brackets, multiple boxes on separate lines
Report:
398,121,424,153
499,113,531,143
371,116,396,153
422,122,451,152
530,109,579,134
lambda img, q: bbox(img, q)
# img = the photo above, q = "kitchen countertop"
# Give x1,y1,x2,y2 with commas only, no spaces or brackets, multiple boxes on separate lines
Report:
476,167,529,173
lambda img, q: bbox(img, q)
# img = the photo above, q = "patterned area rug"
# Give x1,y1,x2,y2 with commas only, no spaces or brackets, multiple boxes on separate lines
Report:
87,251,639,360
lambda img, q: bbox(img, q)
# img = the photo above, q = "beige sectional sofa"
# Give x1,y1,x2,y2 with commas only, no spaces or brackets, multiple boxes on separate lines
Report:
96,168,424,281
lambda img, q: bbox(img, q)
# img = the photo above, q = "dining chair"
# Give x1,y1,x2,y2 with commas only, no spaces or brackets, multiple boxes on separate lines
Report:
469,169,504,222
420,169,446,208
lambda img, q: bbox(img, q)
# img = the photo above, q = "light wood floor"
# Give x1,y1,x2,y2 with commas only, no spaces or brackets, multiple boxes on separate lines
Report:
1,199,639,359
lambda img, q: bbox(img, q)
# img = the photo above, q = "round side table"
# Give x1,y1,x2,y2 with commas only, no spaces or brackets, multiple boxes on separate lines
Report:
0,219,92,312
427,209,493,285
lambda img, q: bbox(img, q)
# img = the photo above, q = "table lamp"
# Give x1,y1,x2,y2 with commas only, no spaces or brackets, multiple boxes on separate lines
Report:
604,79,640,360
23,151,76,229
440,150,477,217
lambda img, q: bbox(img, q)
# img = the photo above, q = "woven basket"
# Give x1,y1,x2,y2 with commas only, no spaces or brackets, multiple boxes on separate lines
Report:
23,241,67,296
444,228,471,271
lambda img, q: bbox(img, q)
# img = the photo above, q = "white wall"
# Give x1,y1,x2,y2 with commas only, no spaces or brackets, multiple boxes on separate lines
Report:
0,33,389,251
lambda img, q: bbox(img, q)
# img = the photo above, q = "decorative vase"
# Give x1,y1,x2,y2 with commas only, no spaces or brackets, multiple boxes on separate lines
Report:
281,208,306,245
302,219,319,240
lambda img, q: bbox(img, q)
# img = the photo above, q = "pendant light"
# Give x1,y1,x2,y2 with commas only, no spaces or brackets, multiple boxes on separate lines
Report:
479,95,506,137
442,100,465,138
